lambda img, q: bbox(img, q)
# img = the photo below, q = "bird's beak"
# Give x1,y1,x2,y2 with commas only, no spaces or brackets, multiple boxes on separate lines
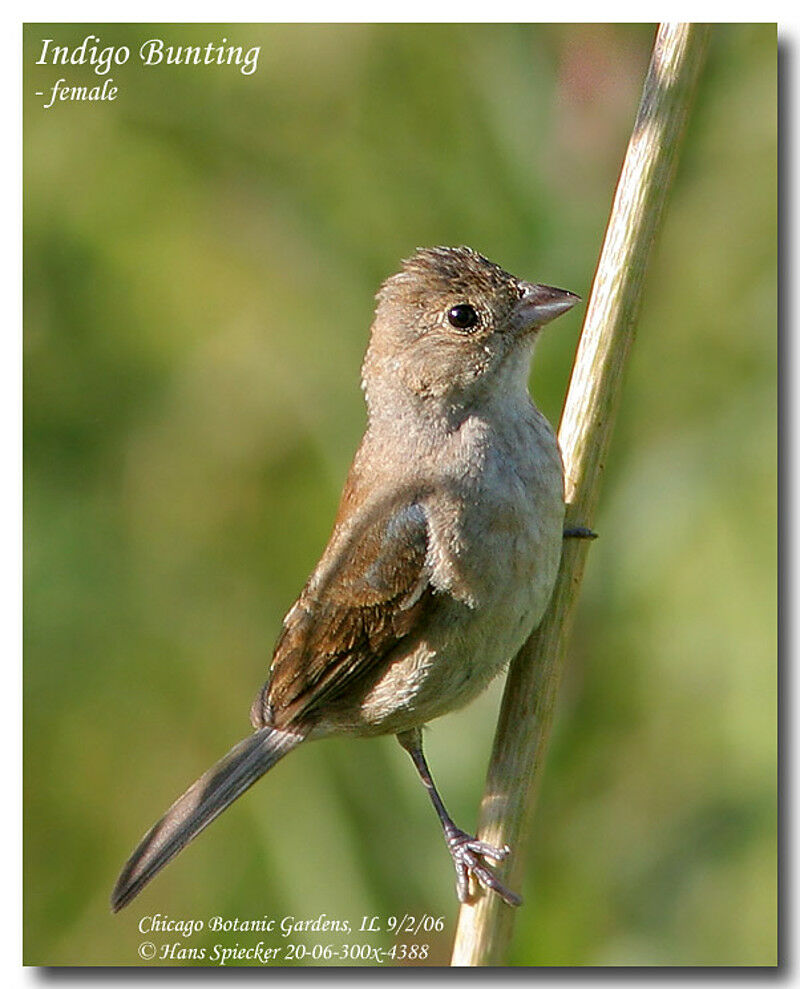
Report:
512,282,581,334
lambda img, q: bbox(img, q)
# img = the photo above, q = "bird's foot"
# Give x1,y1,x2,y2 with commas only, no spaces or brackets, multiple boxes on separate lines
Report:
445,826,522,907
563,525,598,540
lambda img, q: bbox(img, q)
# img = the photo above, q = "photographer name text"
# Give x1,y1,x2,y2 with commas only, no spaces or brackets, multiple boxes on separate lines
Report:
134,911,446,966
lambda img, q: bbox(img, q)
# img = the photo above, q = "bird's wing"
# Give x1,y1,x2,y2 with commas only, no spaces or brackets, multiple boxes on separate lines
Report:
252,496,435,730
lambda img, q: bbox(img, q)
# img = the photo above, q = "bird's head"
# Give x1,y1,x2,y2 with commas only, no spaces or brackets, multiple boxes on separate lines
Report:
363,246,579,418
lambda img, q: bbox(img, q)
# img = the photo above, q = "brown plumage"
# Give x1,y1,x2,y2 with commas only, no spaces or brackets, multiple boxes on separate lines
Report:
112,246,579,913
253,491,435,730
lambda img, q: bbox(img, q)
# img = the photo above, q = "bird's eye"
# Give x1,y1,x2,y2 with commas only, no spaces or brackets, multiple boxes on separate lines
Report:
447,304,479,331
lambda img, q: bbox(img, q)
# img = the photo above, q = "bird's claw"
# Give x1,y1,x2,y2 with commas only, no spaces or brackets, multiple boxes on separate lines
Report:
445,827,522,907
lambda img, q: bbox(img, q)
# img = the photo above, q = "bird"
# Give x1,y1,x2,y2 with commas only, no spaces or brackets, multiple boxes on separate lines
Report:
111,245,580,912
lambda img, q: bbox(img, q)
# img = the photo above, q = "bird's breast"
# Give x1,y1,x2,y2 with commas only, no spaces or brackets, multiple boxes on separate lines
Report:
354,406,565,734
426,403,564,612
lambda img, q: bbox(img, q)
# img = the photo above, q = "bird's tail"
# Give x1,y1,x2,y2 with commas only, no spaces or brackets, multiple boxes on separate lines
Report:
111,726,304,912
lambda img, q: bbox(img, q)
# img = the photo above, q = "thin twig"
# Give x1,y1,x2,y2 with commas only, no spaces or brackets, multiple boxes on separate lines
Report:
451,23,711,967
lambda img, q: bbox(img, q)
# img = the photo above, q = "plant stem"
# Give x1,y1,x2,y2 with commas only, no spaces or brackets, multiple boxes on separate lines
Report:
450,22,711,967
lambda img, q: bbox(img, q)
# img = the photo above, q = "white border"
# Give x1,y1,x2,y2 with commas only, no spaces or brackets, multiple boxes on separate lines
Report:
8,9,789,985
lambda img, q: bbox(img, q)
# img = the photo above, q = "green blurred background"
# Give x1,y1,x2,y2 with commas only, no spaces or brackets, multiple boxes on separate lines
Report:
23,23,776,966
